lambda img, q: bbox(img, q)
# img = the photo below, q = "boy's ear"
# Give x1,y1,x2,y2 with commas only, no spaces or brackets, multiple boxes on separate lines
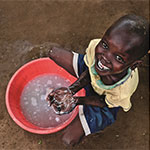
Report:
130,60,142,70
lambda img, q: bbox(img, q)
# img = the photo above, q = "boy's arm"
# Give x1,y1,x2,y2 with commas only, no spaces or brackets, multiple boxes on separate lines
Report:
69,70,107,108
47,69,106,114
76,95,106,108
48,47,76,77
69,70,90,94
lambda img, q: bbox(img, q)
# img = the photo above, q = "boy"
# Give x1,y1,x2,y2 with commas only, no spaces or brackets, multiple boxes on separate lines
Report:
47,14,149,146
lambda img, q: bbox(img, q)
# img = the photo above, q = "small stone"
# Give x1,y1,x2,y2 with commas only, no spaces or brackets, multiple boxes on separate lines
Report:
49,50,53,53
116,134,119,137
38,140,42,145
142,132,146,136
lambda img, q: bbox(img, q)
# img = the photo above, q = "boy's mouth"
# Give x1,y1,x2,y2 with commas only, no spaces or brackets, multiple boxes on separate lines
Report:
97,60,110,71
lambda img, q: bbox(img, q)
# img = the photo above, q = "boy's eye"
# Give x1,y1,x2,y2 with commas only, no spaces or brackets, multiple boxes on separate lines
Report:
101,41,109,49
116,55,125,63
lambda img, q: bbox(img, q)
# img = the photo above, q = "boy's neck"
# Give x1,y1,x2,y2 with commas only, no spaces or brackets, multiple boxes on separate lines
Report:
100,69,128,85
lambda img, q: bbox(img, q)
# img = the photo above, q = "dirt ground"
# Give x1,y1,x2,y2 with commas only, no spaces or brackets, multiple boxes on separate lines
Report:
0,0,149,150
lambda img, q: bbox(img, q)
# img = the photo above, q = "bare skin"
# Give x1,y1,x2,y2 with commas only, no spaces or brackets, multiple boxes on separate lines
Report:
61,115,84,146
48,47,76,77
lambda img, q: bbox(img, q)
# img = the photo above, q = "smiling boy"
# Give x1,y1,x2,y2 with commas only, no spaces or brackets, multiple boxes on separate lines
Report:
47,14,149,145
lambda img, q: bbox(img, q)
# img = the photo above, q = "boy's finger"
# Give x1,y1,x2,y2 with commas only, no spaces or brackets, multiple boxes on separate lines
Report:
47,95,56,106
47,94,53,101
50,98,56,106
49,91,55,96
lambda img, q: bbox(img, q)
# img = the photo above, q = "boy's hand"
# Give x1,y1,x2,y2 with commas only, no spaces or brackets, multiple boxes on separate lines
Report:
47,87,78,115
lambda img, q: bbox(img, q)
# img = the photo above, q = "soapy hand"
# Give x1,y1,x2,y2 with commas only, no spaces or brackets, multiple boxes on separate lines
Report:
47,87,78,115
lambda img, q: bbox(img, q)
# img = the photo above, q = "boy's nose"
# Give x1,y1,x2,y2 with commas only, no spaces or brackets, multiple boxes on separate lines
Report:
102,55,111,64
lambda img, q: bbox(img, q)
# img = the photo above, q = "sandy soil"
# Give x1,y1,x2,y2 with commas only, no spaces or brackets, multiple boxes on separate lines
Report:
0,0,149,149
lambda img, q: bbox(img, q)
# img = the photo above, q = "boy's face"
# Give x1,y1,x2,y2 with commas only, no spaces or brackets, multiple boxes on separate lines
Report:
95,27,142,76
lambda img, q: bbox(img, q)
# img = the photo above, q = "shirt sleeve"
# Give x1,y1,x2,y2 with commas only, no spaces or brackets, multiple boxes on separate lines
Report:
84,39,101,67
105,94,132,112
105,68,139,112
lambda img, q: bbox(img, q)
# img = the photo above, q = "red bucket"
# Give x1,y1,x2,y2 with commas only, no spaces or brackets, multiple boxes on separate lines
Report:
6,58,85,134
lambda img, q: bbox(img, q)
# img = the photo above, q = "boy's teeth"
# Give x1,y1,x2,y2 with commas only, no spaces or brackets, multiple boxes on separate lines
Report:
98,60,110,71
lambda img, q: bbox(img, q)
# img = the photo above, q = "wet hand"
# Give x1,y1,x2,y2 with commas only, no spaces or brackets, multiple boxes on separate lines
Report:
46,87,78,115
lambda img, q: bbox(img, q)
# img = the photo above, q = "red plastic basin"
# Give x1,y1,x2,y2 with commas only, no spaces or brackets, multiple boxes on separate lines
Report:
6,58,85,134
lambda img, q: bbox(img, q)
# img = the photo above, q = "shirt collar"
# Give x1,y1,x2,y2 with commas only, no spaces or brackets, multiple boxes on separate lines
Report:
91,62,132,90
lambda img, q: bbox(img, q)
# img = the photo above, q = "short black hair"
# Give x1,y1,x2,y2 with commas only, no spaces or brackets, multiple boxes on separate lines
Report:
106,14,149,58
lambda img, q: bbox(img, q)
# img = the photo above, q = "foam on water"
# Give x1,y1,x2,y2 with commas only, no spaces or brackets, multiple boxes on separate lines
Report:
20,74,71,128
